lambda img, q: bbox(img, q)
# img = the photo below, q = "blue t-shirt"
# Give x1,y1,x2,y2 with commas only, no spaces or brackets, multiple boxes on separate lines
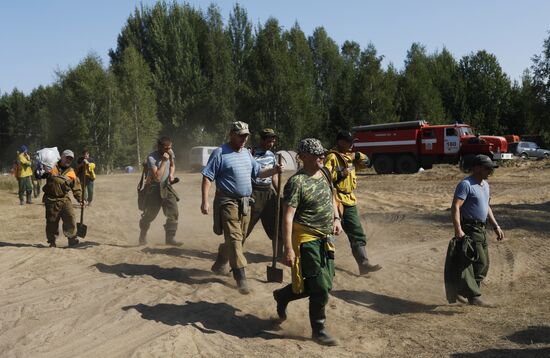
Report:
202,143,261,197
147,151,171,183
251,149,276,186
454,176,490,222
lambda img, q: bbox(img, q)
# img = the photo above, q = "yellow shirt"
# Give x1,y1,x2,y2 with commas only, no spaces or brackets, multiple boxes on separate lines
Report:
17,153,33,178
324,151,367,206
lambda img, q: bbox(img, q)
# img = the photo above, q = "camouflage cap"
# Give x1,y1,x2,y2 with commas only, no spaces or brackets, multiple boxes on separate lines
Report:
229,121,250,135
259,128,277,138
297,138,327,156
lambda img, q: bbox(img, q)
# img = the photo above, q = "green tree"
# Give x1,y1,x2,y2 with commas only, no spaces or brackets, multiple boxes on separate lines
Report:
460,50,511,133
353,44,398,125
55,54,121,172
116,46,160,166
308,27,343,139
531,31,550,142
399,43,445,123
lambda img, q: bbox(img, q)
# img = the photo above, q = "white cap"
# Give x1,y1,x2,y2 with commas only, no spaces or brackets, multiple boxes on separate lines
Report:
61,149,74,158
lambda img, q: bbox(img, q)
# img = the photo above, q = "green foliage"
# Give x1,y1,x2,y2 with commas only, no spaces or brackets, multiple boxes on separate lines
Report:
459,50,511,133
1,3,549,170
399,43,445,123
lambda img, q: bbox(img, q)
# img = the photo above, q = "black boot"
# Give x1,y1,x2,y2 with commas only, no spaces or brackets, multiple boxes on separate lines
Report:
26,192,33,204
211,244,230,276
232,268,250,295
138,230,147,245
310,302,338,346
273,285,307,323
47,238,56,248
352,246,382,275
68,236,80,247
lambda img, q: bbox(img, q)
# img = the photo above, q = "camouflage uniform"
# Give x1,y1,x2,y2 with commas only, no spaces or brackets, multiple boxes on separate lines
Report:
273,138,338,346
43,163,82,246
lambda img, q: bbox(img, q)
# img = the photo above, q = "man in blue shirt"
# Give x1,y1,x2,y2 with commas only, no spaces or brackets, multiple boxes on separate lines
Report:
201,121,283,294
450,154,505,306
139,136,182,246
246,128,282,258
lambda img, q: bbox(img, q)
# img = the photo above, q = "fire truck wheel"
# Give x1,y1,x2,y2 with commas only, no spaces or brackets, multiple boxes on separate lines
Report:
395,155,419,174
373,155,394,174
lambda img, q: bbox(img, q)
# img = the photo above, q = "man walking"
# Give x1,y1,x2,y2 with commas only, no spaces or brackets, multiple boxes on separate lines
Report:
246,128,282,257
76,149,97,206
324,130,381,275
17,145,34,205
273,138,342,346
42,150,82,247
201,121,282,294
450,154,505,306
138,136,182,246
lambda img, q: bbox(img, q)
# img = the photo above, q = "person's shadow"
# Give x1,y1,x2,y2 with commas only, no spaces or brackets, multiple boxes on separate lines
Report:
331,289,456,315
93,263,230,287
123,301,294,340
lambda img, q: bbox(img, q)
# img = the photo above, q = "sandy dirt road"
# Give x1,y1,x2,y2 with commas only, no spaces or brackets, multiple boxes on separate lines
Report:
0,162,549,357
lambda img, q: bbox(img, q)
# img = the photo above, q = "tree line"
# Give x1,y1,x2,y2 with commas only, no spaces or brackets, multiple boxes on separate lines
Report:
1,2,549,172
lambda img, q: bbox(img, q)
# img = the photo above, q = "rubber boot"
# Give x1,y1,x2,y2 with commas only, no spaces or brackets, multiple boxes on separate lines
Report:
352,246,382,275
138,230,147,246
19,194,25,205
232,268,250,295
26,192,33,204
211,244,230,276
47,238,56,248
310,302,338,346
273,285,308,323
68,236,80,247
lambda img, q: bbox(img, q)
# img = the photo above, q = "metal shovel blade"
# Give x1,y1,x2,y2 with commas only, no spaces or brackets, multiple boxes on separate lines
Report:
267,265,283,283
77,222,87,238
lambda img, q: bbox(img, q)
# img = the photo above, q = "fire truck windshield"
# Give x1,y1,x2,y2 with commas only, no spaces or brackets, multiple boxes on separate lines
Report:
459,127,474,136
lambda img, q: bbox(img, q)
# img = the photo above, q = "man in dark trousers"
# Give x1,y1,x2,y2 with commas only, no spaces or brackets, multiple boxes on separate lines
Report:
246,128,282,257
450,154,505,306
139,136,182,246
324,130,381,275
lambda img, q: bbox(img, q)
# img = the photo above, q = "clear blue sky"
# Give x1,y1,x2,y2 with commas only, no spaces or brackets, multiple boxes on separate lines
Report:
1,0,549,94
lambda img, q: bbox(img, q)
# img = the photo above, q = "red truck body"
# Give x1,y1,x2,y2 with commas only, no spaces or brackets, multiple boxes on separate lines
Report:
352,120,511,174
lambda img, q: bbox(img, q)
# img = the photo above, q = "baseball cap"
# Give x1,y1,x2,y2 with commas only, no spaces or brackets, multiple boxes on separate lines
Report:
297,138,327,156
61,149,75,158
20,145,28,153
259,128,277,138
336,130,353,142
229,121,250,135
473,154,498,168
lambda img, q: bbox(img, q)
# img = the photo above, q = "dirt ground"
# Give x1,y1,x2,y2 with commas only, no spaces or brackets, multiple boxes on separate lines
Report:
0,161,549,357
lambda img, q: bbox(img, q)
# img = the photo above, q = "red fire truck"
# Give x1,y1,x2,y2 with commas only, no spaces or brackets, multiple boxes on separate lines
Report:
352,120,512,174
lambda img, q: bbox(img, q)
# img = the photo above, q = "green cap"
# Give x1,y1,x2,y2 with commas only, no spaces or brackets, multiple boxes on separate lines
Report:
259,128,277,138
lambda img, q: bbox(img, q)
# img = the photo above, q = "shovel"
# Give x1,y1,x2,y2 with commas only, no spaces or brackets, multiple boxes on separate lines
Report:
267,154,283,283
77,166,87,238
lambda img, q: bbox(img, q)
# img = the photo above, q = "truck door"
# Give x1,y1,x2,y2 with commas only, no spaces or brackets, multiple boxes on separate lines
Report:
444,128,460,155
421,128,436,154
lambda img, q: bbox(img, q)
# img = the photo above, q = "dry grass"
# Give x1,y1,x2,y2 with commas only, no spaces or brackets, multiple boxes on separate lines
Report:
0,175,18,192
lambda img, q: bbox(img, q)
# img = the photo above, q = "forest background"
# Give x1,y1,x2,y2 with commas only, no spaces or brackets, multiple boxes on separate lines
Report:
1,2,549,172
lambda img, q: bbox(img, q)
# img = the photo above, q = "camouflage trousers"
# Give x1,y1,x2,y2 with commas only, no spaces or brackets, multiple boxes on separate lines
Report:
45,196,76,243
